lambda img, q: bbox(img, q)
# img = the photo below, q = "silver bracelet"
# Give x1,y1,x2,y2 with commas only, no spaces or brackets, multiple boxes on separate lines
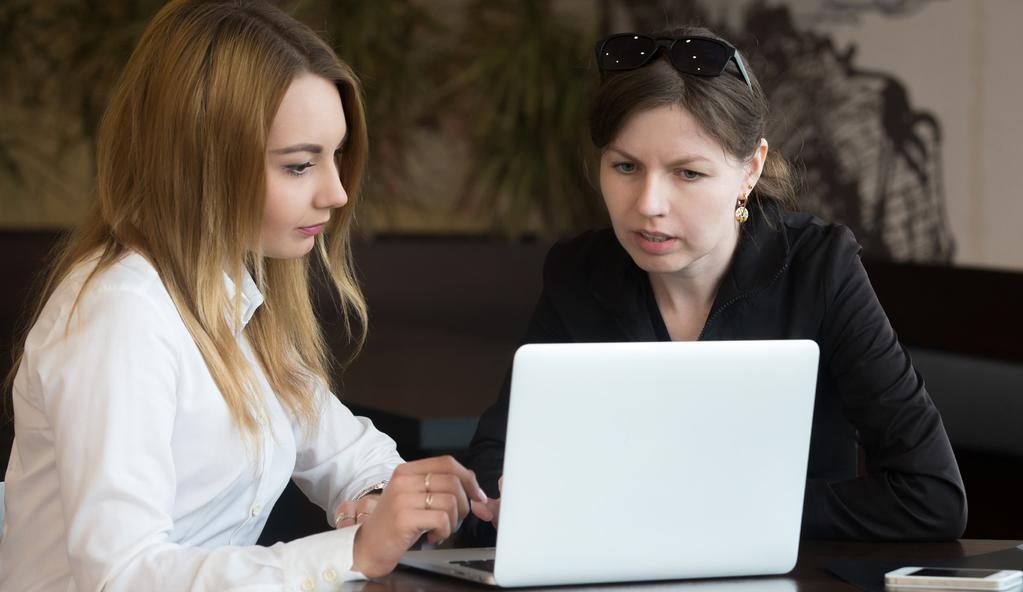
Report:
353,480,389,501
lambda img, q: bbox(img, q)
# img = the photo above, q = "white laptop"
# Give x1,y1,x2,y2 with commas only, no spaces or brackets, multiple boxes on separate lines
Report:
399,340,819,587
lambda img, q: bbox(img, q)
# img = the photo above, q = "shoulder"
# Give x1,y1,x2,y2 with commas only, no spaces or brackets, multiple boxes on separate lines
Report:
74,252,177,317
29,251,182,348
780,210,861,268
775,211,873,308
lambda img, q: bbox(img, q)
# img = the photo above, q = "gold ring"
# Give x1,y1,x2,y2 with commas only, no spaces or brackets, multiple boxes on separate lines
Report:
424,472,432,492
355,511,371,522
334,512,354,528
425,493,433,510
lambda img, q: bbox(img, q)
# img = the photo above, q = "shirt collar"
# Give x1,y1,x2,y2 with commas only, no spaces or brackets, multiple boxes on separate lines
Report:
223,268,265,331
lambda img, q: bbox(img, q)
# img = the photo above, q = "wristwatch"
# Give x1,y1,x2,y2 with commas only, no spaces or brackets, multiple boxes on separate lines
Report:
353,480,389,501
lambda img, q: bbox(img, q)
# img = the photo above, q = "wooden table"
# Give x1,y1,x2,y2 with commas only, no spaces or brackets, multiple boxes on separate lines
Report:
339,539,1023,591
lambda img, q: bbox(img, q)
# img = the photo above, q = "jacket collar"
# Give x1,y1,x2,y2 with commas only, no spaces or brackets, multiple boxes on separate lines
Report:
720,200,792,302
589,201,791,340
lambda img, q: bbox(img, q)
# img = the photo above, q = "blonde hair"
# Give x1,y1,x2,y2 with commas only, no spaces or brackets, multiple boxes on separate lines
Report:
6,0,369,443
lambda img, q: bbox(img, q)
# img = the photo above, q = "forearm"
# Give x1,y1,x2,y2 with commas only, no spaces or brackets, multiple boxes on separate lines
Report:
98,527,366,592
294,395,403,523
801,472,967,541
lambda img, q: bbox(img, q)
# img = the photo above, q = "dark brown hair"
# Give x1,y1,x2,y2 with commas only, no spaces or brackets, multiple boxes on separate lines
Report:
589,26,795,209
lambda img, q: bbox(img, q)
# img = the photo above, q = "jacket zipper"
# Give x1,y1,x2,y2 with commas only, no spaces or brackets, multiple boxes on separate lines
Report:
698,261,791,341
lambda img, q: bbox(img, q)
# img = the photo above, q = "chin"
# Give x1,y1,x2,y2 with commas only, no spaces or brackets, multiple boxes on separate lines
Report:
627,251,691,275
641,260,691,275
264,241,316,260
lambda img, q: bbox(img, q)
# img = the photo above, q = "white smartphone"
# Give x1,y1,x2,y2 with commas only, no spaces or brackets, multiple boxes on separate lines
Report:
885,566,1023,590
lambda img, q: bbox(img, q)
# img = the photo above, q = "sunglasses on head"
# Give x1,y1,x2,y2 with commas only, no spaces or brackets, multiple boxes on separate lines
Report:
595,33,753,91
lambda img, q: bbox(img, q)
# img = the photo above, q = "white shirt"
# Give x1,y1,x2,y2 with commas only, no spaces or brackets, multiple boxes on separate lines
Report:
0,252,403,591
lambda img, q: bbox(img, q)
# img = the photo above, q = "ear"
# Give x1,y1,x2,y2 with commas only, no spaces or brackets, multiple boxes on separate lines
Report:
744,138,769,191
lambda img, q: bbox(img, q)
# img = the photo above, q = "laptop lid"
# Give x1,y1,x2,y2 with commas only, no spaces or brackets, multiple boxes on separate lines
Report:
492,340,819,587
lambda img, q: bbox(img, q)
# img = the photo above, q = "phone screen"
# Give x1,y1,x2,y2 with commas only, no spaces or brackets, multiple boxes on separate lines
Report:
911,568,1003,578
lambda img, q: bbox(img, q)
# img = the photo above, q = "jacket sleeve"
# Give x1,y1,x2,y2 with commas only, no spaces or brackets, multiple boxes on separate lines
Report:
458,246,572,544
802,227,968,540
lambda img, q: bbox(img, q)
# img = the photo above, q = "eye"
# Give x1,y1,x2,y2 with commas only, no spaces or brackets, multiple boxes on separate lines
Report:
285,161,315,176
679,169,704,180
612,162,637,174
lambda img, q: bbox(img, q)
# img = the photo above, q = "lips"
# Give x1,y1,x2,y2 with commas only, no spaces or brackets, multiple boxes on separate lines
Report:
638,230,673,242
297,222,327,236
634,230,677,254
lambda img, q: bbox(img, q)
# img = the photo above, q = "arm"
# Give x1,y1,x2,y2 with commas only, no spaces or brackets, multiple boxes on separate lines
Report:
42,287,368,591
463,370,511,500
464,285,572,489
463,241,576,496
802,227,967,540
290,388,403,528
459,258,573,543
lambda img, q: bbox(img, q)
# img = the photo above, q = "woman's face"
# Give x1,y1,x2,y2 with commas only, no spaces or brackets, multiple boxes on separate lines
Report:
261,74,348,259
599,104,766,280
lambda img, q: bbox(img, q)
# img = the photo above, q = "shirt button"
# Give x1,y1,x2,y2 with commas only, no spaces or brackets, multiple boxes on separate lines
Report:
301,576,315,590
250,504,262,517
323,568,337,582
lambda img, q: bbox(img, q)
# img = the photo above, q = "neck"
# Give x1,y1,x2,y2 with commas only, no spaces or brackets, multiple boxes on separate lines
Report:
648,233,739,315
648,264,722,315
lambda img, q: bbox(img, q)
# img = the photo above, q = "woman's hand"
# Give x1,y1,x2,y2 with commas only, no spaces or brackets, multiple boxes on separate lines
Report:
476,476,503,529
350,456,494,578
333,495,380,529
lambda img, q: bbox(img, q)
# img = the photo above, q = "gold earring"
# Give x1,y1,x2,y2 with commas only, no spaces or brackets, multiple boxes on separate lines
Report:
735,194,749,224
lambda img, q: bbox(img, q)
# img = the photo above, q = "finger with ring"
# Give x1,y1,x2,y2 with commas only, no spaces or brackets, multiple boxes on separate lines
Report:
334,512,354,528
425,492,434,510
424,472,432,492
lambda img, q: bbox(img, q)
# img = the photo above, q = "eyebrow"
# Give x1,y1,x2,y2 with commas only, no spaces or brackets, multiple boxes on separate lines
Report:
269,131,349,155
605,145,712,167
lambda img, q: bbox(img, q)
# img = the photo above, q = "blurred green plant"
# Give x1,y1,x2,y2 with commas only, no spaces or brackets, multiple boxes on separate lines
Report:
292,0,444,230
0,0,160,226
442,0,608,239
2,0,611,239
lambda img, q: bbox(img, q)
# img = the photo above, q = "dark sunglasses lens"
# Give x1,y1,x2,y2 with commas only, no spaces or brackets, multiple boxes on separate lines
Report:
599,35,657,70
669,38,731,76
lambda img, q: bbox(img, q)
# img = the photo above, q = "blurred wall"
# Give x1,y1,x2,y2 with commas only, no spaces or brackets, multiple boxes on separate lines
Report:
799,0,1023,270
1,0,1022,271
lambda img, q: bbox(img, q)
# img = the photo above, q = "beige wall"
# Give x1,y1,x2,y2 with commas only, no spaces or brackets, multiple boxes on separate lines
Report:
784,0,1023,270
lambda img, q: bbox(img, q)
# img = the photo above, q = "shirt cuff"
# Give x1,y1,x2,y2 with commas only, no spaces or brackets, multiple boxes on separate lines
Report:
353,480,389,501
329,472,397,524
278,524,366,589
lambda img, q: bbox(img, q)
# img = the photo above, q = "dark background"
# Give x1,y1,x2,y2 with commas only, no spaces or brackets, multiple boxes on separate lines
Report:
2,230,1020,542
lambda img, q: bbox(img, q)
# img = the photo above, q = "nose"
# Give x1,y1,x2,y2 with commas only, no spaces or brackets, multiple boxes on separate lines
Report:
635,173,669,218
316,167,348,210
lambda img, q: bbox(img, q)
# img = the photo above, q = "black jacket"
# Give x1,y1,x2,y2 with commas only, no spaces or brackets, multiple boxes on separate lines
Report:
463,204,967,542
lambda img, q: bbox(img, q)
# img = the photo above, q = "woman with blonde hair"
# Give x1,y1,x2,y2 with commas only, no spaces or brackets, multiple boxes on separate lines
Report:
0,1,491,589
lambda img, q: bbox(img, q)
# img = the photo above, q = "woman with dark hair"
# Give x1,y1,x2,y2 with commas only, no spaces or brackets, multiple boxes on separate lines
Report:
466,27,966,542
